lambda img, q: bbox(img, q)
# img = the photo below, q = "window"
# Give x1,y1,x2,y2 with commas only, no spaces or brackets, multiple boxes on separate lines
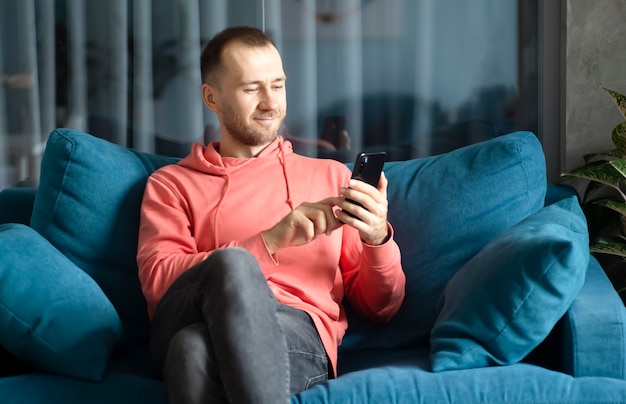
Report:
0,0,542,189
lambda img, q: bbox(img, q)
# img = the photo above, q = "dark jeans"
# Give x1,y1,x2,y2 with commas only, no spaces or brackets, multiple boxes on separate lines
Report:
150,247,330,404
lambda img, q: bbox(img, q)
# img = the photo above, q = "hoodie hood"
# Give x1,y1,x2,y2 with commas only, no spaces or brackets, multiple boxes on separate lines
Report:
177,136,295,247
178,135,293,176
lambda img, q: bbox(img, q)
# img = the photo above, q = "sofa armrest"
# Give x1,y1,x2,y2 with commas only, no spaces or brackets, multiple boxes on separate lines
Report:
561,255,626,379
0,188,36,225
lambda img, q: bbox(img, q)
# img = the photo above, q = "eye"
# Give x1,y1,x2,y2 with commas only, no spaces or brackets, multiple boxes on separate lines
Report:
243,88,258,94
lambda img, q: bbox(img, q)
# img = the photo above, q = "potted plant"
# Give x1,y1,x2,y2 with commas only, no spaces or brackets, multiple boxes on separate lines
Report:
561,86,626,304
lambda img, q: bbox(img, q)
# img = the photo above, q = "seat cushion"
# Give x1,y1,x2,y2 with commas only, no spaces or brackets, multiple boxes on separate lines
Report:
341,131,547,351
293,348,626,403
429,195,589,371
0,371,168,404
0,223,122,381
30,129,178,343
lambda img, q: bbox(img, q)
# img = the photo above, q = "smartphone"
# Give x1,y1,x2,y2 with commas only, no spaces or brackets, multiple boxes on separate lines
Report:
343,151,387,219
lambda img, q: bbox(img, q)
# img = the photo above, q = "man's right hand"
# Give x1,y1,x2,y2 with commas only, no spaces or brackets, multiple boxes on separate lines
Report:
262,198,342,254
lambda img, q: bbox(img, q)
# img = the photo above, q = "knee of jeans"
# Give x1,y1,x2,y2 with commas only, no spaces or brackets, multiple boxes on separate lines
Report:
164,323,211,373
201,248,265,293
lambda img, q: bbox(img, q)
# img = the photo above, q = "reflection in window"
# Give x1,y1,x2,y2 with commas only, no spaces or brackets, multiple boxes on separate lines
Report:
0,0,537,190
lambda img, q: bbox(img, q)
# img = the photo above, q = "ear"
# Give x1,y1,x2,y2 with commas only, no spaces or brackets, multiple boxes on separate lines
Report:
202,83,220,112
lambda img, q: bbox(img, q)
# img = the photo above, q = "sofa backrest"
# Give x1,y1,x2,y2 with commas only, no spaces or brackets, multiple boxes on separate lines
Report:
30,128,547,350
341,130,547,351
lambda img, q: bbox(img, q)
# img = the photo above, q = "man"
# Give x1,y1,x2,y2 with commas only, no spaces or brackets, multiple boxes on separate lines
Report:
137,26,405,404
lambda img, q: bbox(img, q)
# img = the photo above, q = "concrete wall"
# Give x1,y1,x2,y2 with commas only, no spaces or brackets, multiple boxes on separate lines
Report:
564,0,626,171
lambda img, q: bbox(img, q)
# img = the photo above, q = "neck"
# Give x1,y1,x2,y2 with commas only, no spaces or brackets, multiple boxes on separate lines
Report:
217,137,275,158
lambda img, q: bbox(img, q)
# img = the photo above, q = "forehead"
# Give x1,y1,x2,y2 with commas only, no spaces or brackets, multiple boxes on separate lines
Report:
221,42,285,83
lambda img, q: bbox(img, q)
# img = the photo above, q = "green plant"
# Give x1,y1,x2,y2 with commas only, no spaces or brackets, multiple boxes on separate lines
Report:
561,86,626,303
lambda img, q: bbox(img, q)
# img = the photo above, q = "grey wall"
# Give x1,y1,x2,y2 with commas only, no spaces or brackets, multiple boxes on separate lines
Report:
564,0,626,172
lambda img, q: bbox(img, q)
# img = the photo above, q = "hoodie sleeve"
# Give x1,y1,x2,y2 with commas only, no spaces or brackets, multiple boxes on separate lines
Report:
137,175,211,317
340,223,406,323
137,173,279,318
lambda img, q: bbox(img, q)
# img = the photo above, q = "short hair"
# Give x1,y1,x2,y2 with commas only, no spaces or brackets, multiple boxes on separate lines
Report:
200,26,276,86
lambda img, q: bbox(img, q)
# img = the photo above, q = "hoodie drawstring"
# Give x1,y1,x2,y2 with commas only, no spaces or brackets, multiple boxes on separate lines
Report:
279,142,294,210
212,174,231,248
208,138,293,249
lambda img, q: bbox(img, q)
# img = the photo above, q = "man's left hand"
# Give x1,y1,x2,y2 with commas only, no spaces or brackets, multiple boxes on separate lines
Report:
335,172,390,245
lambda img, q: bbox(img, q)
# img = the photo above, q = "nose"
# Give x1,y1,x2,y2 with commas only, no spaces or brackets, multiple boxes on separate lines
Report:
259,88,279,111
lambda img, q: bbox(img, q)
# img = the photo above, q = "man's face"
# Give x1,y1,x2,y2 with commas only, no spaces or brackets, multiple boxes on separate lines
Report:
210,42,287,148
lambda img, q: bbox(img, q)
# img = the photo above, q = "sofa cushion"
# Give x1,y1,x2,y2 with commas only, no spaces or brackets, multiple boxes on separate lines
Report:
340,131,547,351
294,349,626,404
429,195,589,371
0,187,36,225
0,371,169,404
30,129,178,343
0,223,122,381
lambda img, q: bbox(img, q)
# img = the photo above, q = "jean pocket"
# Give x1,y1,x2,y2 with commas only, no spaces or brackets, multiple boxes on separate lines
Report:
288,350,329,394
305,372,328,390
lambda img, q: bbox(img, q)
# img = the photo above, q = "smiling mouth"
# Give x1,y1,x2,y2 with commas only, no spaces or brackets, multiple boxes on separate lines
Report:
254,115,280,126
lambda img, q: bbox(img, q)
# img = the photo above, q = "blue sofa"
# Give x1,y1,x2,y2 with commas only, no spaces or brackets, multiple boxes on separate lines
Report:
0,128,625,403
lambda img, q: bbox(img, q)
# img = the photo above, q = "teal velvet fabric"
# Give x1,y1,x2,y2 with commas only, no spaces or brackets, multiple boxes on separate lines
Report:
1,129,625,402
292,348,626,404
0,188,36,225
562,255,626,379
429,195,589,371
340,131,547,351
30,128,178,344
0,372,168,404
0,223,122,381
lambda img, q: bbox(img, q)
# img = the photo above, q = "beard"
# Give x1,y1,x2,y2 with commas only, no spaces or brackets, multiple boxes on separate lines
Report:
221,102,283,147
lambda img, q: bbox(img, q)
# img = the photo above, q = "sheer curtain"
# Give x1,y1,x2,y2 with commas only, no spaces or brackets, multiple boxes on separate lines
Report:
0,0,239,189
0,0,524,190
1,0,47,189
276,0,519,161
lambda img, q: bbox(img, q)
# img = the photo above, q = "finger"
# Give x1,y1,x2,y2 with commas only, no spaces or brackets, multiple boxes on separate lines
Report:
325,213,343,234
336,195,372,224
347,176,386,204
377,171,388,195
296,213,317,243
340,187,375,214
320,203,343,233
335,207,361,227
314,196,341,208
302,201,342,235
347,178,376,194
338,205,388,244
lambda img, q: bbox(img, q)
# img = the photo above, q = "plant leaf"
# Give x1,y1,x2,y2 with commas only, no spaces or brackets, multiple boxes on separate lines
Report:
584,148,625,163
584,180,606,202
602,86,626,120
591,238,626,257
584,202,626,241
612,121,626,154
561,160,626,194
594,199,626,215
609,158,626,178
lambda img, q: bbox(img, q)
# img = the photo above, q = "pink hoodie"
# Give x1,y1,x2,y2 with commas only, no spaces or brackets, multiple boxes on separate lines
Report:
137,136,405,372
